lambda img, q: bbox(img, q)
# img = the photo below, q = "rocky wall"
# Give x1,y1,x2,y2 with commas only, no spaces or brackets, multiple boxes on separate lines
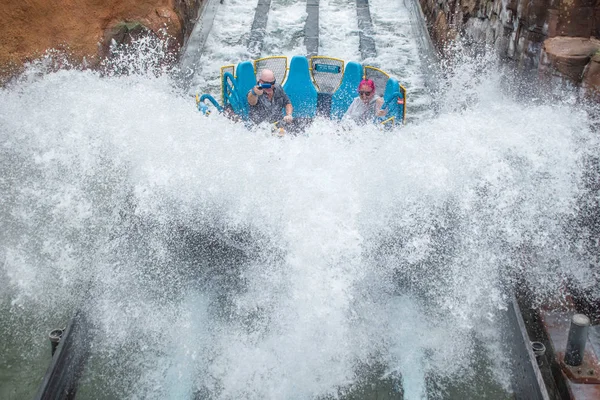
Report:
0,0,202,81
419,0,600,98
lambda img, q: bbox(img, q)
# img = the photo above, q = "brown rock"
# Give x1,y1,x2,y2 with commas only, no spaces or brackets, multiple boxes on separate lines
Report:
563,0,596,6
547,9,559,37
0,0,195,82
433,12,449,47
557,5,595,37
100,22,157,59
461,0,479,16
583,51,600,98
542,36,600,82
432,11,459,51
526,0,551,29
505,0,518,12
595,5,600,38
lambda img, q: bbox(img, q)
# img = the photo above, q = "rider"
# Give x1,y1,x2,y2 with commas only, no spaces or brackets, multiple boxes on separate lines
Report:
343,79,386,125
247,69,293,126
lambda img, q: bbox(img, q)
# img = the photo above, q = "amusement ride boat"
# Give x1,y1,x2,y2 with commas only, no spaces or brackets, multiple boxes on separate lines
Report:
195,55,407,128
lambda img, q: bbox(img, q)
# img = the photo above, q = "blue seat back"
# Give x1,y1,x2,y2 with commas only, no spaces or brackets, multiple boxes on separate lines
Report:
235,61,257,119
382,77,406,124
282,56,318,118
330,62,363,120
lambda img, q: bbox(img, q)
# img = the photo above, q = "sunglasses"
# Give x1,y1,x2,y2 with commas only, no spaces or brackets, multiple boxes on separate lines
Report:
359,90,373,96
259,80,276,88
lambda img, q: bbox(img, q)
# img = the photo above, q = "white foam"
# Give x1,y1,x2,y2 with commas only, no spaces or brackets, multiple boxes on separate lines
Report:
1,17,598,400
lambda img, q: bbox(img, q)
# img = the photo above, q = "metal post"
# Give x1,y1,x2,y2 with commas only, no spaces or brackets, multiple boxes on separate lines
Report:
531,341,546,357
531,341,546,367
49,328,64,356
564,313,590,366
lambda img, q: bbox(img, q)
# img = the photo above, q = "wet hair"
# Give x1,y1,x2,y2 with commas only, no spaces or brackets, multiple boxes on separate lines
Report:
358,79,375,92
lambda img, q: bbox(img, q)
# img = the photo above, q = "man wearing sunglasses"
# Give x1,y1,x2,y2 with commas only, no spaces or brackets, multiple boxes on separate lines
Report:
343,79,386,125
247,69,294,126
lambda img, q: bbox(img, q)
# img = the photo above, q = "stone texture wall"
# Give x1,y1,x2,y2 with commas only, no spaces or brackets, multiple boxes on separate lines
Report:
0,0,202,81
419,0,600,98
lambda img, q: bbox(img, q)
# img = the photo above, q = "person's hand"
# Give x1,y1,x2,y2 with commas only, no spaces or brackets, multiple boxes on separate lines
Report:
253,86,264,96
283,114,293,123
376,108,387,117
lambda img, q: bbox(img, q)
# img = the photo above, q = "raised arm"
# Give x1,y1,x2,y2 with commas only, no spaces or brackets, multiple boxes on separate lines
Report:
247,85,263,106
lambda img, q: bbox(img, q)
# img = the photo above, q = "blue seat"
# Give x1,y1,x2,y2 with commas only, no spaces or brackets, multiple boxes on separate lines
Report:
330,62,363,120
235,61,257,120
382,77,405,124
283,56,318,118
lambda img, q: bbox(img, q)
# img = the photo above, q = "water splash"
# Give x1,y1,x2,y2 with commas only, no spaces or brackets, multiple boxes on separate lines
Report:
1,42,598,399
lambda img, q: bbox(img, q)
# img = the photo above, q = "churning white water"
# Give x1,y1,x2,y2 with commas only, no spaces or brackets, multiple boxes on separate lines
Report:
1,48,598,399
1,0,599,399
